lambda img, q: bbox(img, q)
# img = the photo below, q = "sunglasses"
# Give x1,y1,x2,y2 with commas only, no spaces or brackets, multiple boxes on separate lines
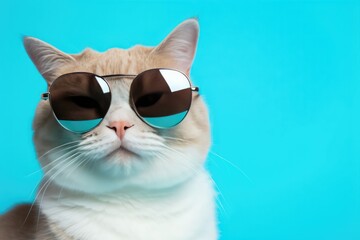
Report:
41,68,199,133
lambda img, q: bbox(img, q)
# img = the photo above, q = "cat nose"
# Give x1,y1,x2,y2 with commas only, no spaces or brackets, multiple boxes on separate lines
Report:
107,121,134,140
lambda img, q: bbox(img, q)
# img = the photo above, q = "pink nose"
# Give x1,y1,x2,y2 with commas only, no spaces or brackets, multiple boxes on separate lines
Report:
107,121,133,140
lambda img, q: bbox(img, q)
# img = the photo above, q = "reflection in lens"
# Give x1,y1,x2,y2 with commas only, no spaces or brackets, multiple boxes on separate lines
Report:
50,73,111,132
95,76,110,93
144,111,188,128
159,69,189,92
130,69,192,128
59,118,103,132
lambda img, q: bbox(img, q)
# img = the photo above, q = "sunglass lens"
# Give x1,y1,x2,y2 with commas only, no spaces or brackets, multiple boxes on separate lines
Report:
49,73,111,133
131,69,192,128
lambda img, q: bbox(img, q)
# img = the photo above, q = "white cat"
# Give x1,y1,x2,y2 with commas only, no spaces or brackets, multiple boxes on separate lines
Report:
0,19,218,240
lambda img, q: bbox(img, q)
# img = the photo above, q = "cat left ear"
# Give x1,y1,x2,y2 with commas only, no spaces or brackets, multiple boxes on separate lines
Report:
23,37,75,85
152,18,199,74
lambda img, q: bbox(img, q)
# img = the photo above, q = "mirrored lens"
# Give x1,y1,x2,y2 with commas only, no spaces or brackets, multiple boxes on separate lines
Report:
49,73,111,132
130,69,192,128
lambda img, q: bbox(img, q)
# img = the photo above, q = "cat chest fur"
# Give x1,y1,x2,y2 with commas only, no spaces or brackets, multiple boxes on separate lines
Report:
40,172,217,240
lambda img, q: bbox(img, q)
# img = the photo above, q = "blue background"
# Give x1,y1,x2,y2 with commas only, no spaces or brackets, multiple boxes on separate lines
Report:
1,0,359,239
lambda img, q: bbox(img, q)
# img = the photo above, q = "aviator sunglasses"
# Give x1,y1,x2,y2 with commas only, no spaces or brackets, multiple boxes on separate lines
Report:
41,68,199,133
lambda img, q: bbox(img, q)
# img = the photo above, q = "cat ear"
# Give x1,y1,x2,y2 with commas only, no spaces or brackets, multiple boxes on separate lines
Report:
23,37,75,84
152,18,199,74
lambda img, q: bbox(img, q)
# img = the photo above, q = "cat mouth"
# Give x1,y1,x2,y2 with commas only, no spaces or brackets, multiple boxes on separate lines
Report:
119,146,137,155
106,145,139,159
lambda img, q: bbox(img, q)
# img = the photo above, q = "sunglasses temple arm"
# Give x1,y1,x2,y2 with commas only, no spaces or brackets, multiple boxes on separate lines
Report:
41,92,49,100
191,87,199,92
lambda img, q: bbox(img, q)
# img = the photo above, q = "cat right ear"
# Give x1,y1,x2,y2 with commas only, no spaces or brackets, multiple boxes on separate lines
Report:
151,19,199,75
23,37,75,85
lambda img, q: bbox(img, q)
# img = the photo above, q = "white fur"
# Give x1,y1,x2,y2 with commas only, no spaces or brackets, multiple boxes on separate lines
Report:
41,170,217,240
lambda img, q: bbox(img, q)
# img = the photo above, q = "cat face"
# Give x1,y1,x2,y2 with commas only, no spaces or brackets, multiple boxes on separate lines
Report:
24,19,211,194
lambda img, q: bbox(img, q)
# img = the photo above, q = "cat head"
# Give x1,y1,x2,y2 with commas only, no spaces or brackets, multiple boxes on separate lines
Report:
24,19,211,194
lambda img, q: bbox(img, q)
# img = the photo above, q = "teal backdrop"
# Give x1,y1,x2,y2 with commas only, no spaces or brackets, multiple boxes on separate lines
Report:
1,0,359,239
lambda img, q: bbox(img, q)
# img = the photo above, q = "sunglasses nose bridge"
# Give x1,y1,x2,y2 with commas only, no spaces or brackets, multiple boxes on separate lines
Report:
104,103,138,126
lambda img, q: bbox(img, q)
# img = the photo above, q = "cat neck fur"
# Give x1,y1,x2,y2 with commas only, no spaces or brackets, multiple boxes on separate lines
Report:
39,169,217,240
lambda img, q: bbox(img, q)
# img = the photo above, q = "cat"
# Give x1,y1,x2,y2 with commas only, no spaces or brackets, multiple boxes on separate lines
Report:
0,19,218,240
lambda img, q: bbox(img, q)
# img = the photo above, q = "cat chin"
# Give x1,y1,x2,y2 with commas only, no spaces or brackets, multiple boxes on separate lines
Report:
44,151,204,195
103,146,141,164
48,169,198,195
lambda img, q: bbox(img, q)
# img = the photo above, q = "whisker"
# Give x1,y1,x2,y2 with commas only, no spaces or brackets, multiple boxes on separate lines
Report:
26,147,81,177
209,176,229,216
37,140,82,160
57,157,90,200
25,147,83,204
209,151,253,183
158,145,202,176
37,154,82,230
160,145,232,216
65,157,89,179
42,149,82,172
23,151,82,227
162,136,189,142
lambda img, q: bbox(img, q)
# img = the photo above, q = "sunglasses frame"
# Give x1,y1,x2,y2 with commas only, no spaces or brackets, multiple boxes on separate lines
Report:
41,68,199,133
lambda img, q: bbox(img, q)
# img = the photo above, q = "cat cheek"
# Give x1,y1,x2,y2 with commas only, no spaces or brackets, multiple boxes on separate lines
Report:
32,102,51,130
